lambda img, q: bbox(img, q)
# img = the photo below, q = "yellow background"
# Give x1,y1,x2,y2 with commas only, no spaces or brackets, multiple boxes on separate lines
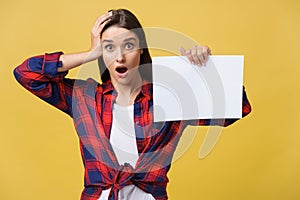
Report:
1,0,300,199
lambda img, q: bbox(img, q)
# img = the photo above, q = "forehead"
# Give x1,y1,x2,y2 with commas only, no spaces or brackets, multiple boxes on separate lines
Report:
101,25,139,42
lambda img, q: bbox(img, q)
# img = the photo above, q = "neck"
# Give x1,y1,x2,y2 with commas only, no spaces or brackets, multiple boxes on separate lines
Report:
112,74,143,106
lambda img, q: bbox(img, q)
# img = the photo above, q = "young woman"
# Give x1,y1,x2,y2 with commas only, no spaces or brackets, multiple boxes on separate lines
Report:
14,9,251,200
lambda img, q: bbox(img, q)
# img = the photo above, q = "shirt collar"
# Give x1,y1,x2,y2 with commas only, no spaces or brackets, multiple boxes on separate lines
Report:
102,79,115,94
102,79,152,101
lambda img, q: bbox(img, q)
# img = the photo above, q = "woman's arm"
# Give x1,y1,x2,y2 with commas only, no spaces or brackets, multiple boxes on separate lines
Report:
13,12,112,116
14,52,74,116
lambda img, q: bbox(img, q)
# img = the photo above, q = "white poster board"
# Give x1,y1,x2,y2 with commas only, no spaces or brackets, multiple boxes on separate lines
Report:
152,56,244,122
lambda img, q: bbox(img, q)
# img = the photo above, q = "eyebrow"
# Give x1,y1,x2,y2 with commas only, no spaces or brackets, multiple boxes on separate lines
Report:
124,37,137,42
102,37,137,43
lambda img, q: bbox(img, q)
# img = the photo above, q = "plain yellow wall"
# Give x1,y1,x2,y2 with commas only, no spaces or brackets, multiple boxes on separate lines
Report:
1,0,300,199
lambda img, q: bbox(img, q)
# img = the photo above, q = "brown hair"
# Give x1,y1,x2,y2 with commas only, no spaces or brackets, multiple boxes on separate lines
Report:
98,9,152,83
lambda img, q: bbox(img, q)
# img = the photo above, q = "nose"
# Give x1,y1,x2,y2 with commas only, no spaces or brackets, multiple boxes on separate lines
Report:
116,48,125,63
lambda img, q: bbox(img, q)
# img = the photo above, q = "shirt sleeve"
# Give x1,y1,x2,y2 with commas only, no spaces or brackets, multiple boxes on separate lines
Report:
13,52,74,117
185,86,252,127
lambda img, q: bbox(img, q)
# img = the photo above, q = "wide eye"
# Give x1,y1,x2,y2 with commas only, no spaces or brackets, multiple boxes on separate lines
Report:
124,42,134,50
104,44,114,51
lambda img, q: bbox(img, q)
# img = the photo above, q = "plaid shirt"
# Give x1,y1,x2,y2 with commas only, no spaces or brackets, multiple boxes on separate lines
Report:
14,52,252,200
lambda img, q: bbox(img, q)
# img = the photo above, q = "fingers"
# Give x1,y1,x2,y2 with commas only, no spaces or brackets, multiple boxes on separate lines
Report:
89,12,113,57
181,45,211,66
95,11,112,26
179,47,186,56
91,12,112,37
192,46,204,65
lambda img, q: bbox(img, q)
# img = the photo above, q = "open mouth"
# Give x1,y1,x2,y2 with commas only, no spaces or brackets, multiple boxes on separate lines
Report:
116,66,128,74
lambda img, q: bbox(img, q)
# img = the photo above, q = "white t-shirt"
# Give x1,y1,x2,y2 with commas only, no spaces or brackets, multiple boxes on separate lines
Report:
98,104,155,200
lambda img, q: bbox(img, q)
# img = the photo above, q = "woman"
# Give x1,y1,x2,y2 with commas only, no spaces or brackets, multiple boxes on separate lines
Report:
14,9,251,200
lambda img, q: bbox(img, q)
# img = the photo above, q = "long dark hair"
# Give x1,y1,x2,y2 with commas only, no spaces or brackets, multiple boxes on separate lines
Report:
98,9,152,83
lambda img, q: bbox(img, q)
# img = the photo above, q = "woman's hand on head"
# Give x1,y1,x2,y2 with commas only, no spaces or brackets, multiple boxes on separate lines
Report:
89,12,112,60
57,12,112,72
179,45,211,66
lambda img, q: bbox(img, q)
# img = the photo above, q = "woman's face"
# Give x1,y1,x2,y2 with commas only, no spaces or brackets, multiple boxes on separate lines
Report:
101,25,143,85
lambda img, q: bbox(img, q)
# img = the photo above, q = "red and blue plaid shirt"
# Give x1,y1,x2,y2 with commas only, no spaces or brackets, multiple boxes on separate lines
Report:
14,52,251,200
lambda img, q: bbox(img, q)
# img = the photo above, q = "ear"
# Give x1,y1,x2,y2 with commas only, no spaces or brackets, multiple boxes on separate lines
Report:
140,49,143,54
